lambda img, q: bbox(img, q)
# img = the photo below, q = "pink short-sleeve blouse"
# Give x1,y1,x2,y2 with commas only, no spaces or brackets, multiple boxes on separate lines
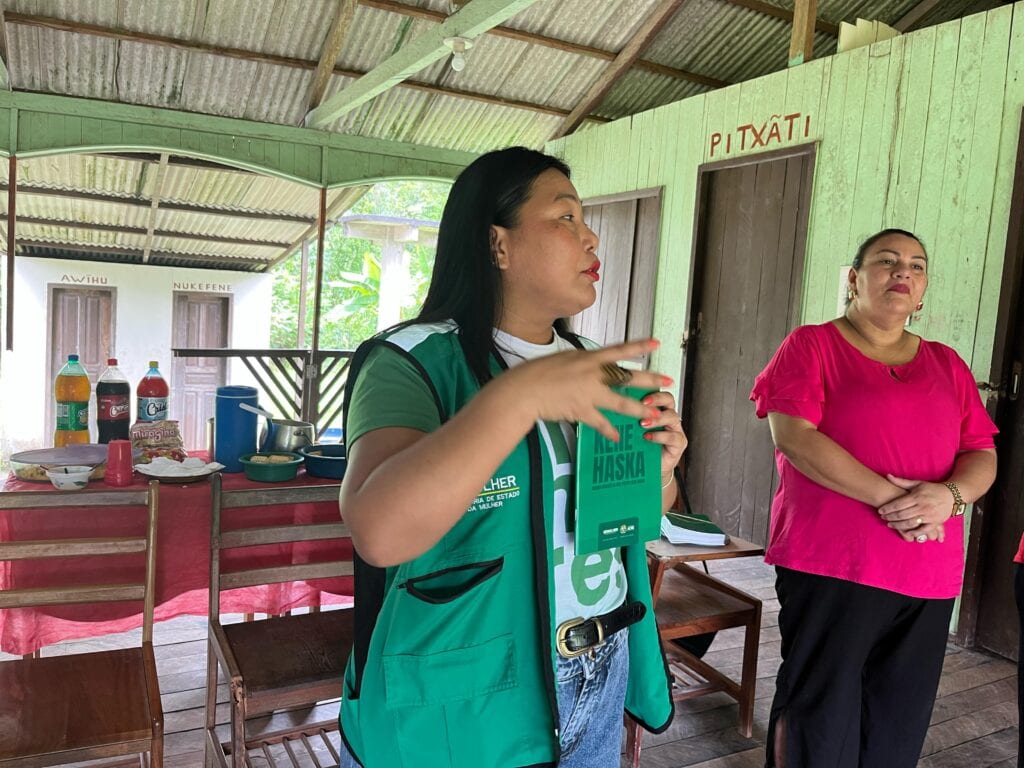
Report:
750,322,997,599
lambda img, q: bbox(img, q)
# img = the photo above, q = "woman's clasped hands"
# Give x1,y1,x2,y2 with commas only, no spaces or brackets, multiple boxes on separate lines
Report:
877,475,955,544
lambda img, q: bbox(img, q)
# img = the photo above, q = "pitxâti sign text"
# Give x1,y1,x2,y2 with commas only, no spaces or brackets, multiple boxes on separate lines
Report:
710,112,812,158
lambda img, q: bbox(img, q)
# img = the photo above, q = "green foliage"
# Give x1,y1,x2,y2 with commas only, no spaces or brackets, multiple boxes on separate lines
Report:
270,180,450,350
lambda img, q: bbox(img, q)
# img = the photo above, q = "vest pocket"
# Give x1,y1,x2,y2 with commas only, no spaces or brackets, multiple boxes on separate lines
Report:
399,557,504,603
383,632,516,709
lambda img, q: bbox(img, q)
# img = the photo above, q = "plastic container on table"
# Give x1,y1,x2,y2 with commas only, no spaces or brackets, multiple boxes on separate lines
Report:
137,361,169,423
214,385,259,472
238,452,303,482
54,354,91,447
97,358,131,443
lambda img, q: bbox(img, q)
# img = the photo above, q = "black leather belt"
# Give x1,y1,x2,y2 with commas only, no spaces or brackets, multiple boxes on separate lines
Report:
555,601,646,659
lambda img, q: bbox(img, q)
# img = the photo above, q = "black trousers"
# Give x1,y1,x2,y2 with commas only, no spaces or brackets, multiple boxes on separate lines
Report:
766,567,954,768
1015,564,1024,768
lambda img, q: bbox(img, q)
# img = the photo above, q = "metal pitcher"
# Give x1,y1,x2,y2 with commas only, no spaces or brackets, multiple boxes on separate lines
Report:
260,418,316,453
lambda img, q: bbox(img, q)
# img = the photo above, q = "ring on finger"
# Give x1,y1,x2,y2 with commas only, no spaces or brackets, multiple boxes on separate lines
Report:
600,363,632,388
914,516,923,527
915,533,928,543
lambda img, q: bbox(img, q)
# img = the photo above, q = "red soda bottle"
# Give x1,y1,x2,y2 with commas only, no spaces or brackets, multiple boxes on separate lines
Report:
97,358,131,442
137,361,169,422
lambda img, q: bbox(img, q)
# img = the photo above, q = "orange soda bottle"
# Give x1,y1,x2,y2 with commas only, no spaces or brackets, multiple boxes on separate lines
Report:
54,354,91,447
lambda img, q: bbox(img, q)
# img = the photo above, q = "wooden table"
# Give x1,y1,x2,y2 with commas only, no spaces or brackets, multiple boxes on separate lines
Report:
0,470,352,655
626,536,765,768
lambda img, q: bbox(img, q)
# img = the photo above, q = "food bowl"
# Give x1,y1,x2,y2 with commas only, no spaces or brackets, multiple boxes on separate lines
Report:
298,443,347,480
44,465,94,490
238,452,303,483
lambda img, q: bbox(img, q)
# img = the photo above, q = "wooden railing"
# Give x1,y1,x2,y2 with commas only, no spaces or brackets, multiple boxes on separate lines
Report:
171,348,353,437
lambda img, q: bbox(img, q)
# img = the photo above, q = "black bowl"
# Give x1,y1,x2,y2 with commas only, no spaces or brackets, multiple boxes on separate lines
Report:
298,443,347,479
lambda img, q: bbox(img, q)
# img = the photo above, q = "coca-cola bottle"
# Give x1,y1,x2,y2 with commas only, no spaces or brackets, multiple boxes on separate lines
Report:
97,358,131,443
137,361,169,423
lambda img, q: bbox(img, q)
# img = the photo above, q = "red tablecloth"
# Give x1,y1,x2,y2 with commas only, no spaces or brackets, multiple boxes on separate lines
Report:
0,469,353,654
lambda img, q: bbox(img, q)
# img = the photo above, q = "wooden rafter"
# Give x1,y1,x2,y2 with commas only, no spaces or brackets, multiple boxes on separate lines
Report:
5,216,293,249
718,0,838,37
360,0,728,89
306,0,358,112
4,13,608,122
269,186,371,268
304,0,546,128
551,0,688,140
17,240,270,270
0,184,317,225
141,153,169,264
788,0,818,67
893,0,941,33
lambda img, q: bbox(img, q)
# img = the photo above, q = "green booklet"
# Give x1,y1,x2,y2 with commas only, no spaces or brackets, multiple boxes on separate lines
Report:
574,385,662,555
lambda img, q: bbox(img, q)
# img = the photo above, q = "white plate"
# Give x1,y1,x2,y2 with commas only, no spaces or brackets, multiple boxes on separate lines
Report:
135,465,216,484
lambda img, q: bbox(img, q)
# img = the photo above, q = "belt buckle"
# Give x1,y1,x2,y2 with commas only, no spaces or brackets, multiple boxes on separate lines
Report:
556,616,604,659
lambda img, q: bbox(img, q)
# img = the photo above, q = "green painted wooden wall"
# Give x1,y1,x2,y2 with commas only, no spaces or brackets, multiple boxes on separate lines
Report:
549,2,1023,389
0,91,474,188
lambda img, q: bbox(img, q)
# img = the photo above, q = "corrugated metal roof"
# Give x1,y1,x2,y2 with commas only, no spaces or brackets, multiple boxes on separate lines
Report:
0,0,1001,271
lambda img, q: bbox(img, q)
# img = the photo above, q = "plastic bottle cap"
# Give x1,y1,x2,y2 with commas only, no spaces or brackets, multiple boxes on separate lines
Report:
108,358,118,365
149,360,158,368
68,354,79,362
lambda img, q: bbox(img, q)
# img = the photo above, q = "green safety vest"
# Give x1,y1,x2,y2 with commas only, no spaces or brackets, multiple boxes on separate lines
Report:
339,321,673,768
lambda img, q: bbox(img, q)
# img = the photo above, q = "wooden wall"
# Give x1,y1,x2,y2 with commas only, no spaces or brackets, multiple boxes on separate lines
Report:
549,2,1024,389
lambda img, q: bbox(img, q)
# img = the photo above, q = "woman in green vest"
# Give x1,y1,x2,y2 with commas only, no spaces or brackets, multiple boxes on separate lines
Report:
338,146,686,767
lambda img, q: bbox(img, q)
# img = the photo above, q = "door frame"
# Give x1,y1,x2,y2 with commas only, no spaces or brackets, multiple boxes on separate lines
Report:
679,143,817,440
957,110,1024,648
45,283,118,435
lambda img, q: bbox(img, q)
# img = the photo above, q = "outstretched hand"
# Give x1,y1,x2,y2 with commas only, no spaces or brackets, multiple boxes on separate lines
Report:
494,338,672,443
878,474,953,543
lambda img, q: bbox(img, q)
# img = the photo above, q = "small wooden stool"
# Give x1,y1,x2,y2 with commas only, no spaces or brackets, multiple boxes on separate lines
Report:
625,557,761,767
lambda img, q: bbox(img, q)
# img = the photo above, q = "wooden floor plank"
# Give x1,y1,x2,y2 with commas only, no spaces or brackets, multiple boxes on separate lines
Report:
10,560,1018,767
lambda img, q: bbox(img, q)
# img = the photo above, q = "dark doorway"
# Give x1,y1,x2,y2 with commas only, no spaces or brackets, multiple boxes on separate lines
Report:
48,286,116,440
680,147,815,545
573,189,661,351
171,292,229,451
964,113,1024,660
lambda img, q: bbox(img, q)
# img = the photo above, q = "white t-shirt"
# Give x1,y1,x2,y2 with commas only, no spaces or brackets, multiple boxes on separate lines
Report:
493,329,627,625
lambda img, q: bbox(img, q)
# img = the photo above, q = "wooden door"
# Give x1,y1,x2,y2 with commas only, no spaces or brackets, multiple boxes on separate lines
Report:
681,150,814,544
48,287,116,438
968,114,1024,659
171,293,229,450
573,191,661,347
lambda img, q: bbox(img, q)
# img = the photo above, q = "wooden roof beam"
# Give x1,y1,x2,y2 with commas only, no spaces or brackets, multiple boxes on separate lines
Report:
0,184,316,225
718,0,838,37
17,239,270,269
893,0,941,33
360,0,728,89
306,0,358,111
141,153,169,264
89,152,259,175
8,215,293,249
551,0,688,140
5,13,605,122
304,0,545,128
789,0,818,67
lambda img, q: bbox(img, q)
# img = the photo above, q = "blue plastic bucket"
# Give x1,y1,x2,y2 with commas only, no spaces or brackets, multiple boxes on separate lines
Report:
214,385,258,472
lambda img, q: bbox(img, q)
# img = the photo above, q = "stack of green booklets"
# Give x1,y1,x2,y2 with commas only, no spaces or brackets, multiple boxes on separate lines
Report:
660,511,729,546
574,386,662,555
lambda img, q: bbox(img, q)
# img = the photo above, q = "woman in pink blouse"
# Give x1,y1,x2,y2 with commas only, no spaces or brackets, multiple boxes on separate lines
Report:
750,229,997,768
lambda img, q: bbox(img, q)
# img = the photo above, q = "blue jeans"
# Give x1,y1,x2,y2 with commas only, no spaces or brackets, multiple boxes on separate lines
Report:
556,627,630,768
337,628,630,768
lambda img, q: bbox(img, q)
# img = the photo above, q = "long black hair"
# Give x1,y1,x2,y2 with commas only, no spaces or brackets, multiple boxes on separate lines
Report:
414,146,574,383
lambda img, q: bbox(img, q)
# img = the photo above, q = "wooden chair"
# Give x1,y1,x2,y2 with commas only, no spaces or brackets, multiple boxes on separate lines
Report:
625,560,761,767
0,482,163,768
204,473,355,768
